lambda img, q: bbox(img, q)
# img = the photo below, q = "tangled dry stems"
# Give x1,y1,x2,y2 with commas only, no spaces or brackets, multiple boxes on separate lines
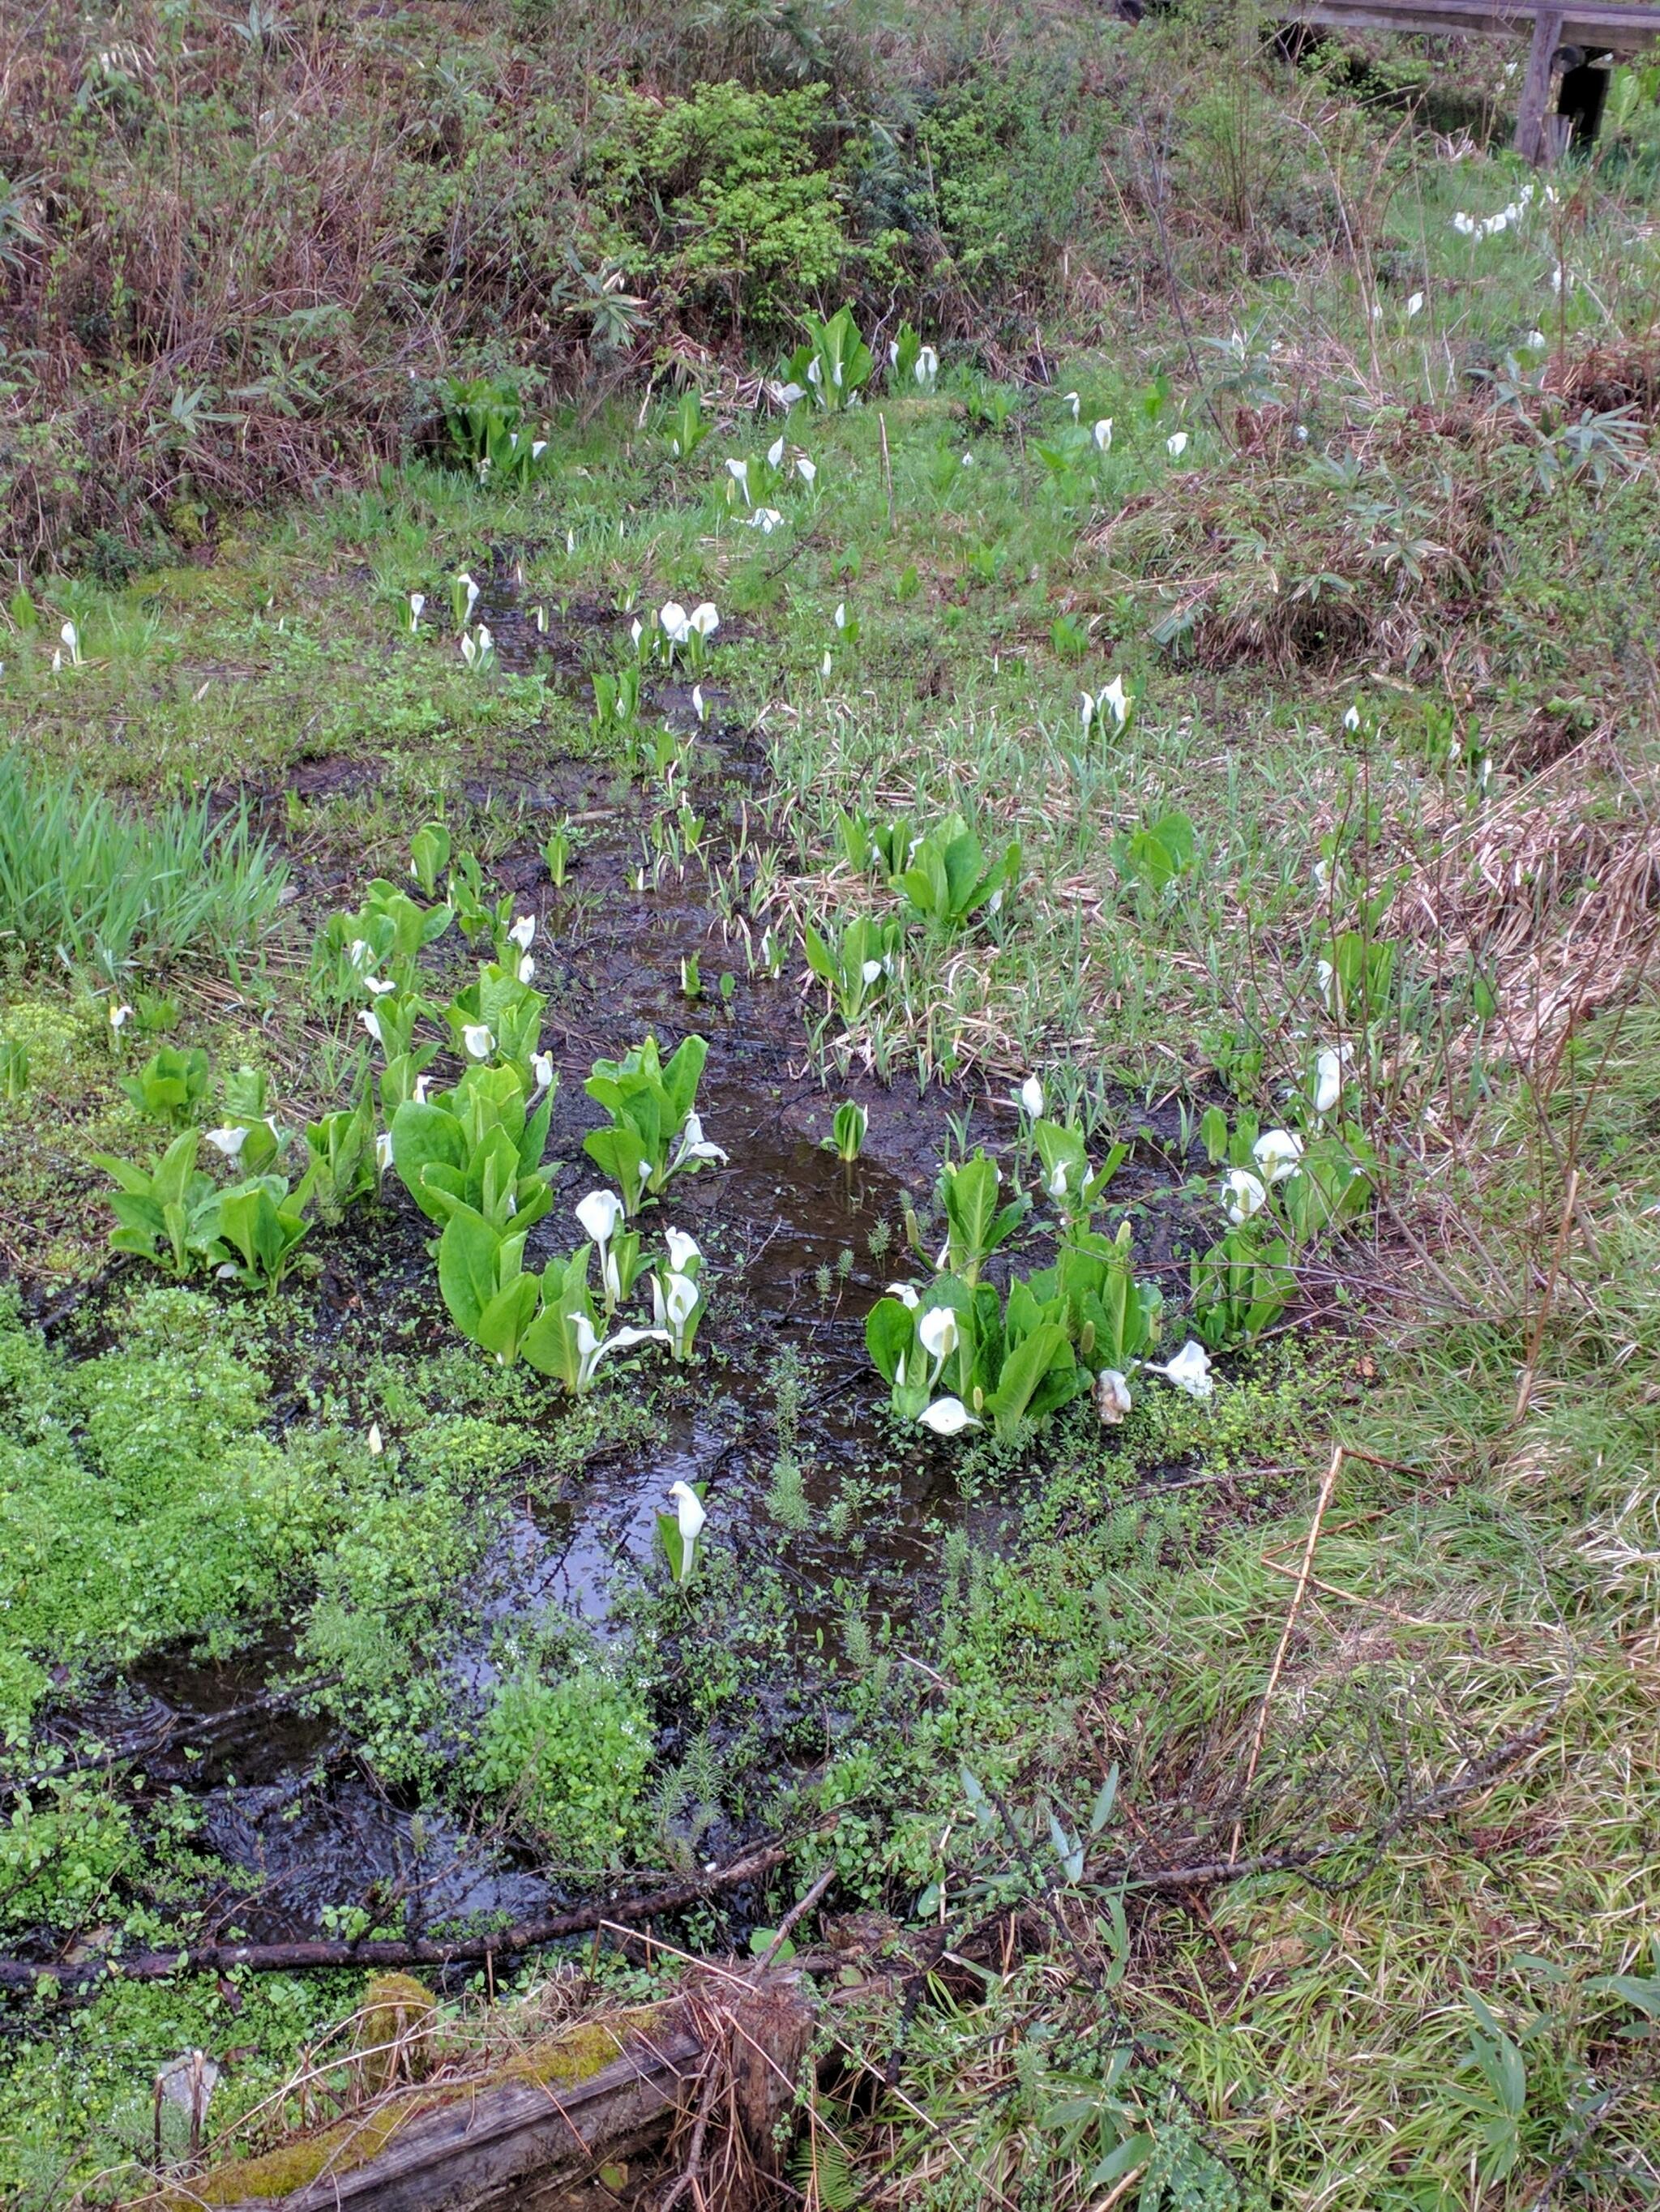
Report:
1387,743,1660,1065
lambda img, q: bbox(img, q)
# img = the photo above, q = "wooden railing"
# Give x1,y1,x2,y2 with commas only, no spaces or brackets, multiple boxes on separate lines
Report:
1270,0,1660,159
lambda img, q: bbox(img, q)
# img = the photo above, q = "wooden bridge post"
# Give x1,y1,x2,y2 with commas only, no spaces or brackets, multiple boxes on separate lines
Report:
1513,6,1567,162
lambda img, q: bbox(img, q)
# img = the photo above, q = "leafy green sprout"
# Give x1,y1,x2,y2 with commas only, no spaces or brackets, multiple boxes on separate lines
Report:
828,1100,866,1162
782,306,873,413
121,1045,210,1128
665,388,708,461
543,821,574,887
409,819,451,900
582,1033,726,1218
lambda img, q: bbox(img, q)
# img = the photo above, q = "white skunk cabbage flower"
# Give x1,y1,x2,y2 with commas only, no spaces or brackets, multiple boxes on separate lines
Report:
1314,1047,1345,1116
1222,1168,1268,1224
1146,1340,1213,1399
671,1110,728,1168
1251,1129,1303,1184
919,1397,981,1435
670,1478,707,1547
665,1227,702,1273
1095,1369,1132,1425
918,1306,960,1377
577,1189,623,1247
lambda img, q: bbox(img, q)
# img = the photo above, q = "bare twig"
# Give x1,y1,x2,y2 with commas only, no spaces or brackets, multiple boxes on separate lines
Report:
1513,1165,1581,1424
755,1866,836,1972
1230,1444,1346,1858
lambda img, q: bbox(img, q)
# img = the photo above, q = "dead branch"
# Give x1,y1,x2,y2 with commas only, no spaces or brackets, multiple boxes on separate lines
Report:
0,1840,795,1995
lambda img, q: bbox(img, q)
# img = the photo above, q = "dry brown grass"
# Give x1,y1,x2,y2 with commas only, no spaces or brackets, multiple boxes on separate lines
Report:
1385,742,1660,1067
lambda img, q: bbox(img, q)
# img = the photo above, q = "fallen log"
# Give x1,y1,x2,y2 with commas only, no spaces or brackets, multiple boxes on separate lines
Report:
131,1966,815,2212
0,1841,794,1996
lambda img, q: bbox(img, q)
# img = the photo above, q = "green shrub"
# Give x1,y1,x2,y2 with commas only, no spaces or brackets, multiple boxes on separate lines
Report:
909,62,1107,300
473,1667,652,1866
586,81,851,328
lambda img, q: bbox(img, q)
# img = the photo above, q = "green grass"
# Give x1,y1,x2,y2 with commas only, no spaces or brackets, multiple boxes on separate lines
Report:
0,751,287,980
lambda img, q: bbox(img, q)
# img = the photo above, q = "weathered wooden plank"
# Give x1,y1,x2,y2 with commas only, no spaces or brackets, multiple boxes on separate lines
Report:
1515,5,1568,155
218,2030,708,2212
179,1970,817,2212
1278,0,1660,50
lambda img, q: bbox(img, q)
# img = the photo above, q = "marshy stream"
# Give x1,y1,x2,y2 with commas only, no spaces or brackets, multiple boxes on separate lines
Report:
36,565,1198,1954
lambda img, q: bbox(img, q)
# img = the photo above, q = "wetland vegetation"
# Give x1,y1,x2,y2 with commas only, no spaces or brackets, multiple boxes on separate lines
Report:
2,0,1660,2203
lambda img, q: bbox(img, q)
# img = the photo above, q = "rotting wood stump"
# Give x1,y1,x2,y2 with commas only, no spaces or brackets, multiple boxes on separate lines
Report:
148,1967,815,2212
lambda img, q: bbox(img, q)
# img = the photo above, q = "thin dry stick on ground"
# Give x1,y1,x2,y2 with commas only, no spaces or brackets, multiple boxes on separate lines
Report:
1229,1442,1346,1862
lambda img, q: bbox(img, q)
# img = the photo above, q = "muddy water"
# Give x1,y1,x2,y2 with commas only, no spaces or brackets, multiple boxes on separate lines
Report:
44,567,1196,1949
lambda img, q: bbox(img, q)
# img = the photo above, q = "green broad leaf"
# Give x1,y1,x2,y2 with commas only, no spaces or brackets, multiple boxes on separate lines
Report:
1089,1765,1120,1836
802,923,836,986
508,1176,555,1233
1084,2135,1153,2189
437,1204,507,1337
409,820,451,897
473,1124,523,1223
660,1033,708,1123
94,1150,160,1199
520,1304,579,1388
985,1321,1076,1435
863,1296,917,1388
160,1129,208,1206
943,1153,1000,1260
390,1099,468,1222
748,1926,796,1961
583,1123,652,1213
519,1086,555,1176
1048,1809,1085,1882
161,1200,195,1273
656,1508,693,1584
475,1273,540,1365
